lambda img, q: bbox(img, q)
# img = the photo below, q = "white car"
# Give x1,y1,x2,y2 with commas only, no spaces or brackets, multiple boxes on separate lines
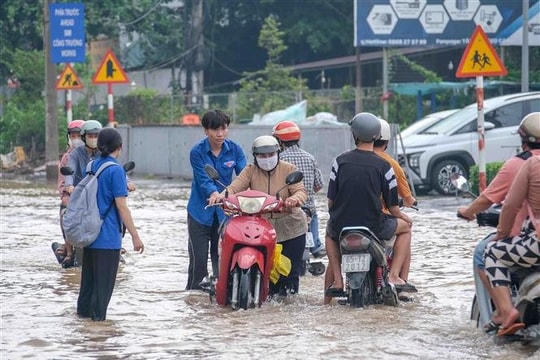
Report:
398,92,540,195
399,109,459,139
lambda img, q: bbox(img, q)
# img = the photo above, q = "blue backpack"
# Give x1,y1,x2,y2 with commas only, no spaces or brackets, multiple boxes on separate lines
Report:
62,160,118,247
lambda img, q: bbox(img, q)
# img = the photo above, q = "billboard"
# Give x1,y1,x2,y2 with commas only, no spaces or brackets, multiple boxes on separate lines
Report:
49,3,85,63
354,0,540,47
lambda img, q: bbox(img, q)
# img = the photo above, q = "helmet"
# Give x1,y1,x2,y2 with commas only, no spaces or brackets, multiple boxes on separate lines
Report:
349,112,381,142
98,127,123,154
81,120,103,135
518,112,540,144
252,135,280,154
272,121,301,142
67,119,85,133
379,118,391,141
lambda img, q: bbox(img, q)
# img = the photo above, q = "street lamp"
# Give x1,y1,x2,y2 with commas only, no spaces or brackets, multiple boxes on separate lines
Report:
130,80,137,91
448,61,454,81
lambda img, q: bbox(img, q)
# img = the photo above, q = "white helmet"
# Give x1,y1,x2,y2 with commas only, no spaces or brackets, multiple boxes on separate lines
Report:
518,112,540,144
252,135,280,154
379,118,391,141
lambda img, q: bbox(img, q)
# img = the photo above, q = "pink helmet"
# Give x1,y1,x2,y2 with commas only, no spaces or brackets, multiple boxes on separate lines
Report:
67,119,85,134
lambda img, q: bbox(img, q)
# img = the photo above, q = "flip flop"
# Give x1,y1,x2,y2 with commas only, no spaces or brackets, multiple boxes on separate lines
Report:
496,322,525,337
483,320,500,334
392,282,418,293
325,287,347,297
51,242,66,264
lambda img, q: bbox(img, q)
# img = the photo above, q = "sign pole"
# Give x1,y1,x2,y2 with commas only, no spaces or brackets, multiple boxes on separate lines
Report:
108,83,114,124
476,75,486,192
66,89,72,125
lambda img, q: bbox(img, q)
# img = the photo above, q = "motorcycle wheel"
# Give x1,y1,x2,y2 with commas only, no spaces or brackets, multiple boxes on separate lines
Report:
350,274,374,308
238,268,255,310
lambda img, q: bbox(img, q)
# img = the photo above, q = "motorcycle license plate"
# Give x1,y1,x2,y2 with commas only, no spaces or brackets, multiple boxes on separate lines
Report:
305,232,315,248
341,254,370,273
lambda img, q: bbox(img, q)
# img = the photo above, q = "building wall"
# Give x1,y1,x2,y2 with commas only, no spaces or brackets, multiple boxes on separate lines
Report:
116,124,399,185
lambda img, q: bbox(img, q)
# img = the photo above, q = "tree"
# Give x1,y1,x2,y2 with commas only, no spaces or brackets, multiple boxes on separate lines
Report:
236,16,308,119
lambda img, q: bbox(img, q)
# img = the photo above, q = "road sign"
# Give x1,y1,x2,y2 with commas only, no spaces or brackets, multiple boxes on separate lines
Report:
56,64,83,90
456,25,507,78
92,49,129,84
355,0,540,47
49,3,85,63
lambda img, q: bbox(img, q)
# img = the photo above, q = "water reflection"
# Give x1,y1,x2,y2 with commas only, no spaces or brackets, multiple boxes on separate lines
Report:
1,178,538,359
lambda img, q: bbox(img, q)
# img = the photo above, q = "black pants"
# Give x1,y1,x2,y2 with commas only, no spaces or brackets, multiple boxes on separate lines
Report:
186,214,220,290
77,248,120,321
269,234,306,296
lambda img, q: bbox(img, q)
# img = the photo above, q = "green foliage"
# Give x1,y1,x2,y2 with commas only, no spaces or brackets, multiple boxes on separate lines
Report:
468,161,504,195
236,16,308,120
394,54,442,83
114,88,179,124
0,99,45,156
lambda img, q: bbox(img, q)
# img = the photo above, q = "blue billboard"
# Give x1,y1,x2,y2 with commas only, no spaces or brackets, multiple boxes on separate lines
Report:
49,3,85,63
354,0,540,47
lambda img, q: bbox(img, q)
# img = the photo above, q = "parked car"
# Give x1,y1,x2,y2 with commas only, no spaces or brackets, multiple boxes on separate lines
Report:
399,109,459,139
398,92,540,195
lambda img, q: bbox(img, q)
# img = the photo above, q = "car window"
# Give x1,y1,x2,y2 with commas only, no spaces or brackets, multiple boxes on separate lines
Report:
485,100,534,128
421,105,477,134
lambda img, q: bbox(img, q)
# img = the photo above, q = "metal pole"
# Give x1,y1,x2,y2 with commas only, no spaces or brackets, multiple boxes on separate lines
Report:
44,0,59,181
382,47,388,120
66,89,72,124
107,83,114,124
355,46,362,113
522,0,529,92
476,76,486,192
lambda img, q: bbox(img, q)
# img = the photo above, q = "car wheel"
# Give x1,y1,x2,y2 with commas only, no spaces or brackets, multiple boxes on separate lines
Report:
431,159,468,196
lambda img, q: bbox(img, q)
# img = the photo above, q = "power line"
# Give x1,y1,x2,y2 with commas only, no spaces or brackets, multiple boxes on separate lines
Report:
122,0,163,26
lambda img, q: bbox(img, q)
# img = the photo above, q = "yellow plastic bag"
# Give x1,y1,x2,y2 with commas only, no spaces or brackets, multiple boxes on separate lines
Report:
269,243,291,284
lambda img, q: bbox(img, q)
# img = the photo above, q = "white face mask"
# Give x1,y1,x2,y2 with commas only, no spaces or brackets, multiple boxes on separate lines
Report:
69,138,84,148
86,138,98,149
256,154,278,171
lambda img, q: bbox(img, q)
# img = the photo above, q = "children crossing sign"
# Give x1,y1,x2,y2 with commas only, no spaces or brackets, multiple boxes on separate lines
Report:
456,26,507,78
56,64,83,90
92,49,129,84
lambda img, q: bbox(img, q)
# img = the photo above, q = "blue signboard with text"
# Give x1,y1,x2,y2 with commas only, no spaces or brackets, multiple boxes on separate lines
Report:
49,3,85,63
355,0,540,47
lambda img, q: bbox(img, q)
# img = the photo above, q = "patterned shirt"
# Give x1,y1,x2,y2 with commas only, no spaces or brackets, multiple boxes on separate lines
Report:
280,144,323,214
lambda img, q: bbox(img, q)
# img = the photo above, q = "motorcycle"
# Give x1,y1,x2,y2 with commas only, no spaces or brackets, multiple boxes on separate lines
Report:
452,174,540,345
328,226,399,308
299,207,326,277
53,160,136,267
202,164,304,310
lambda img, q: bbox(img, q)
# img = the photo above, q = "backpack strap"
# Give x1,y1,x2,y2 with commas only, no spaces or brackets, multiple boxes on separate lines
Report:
93,161,121,229
515,150,532,161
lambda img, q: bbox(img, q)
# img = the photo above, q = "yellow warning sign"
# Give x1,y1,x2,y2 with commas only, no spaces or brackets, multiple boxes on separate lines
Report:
92,49,129,84
56,64,83,90
456,26,507,78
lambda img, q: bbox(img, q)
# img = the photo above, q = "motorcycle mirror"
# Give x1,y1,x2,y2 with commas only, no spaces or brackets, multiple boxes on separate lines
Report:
123,160,136,173
450,173,470,191
276,171,304,200
204,164,219,180
60,166,74,176
204,164,228,198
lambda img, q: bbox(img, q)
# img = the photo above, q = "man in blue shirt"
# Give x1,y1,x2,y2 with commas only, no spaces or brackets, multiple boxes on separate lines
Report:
186,110,247,290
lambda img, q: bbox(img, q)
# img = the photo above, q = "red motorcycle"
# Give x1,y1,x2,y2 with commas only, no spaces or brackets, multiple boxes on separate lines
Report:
202,165,303,310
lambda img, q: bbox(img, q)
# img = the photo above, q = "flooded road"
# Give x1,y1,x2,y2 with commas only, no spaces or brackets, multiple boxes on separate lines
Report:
1,177,539,359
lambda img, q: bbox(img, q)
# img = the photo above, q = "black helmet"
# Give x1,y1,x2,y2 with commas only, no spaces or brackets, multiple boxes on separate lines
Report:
349,112,381,142
98,127,122,155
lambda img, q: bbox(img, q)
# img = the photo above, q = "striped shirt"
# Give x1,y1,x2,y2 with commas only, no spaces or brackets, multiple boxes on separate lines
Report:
280,144,323,214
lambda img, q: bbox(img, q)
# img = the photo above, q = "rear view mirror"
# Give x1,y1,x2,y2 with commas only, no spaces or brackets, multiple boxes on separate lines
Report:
285,171,303,185
450,173,469,192
60,166,74,176
123,160,136,173
204,164,219,180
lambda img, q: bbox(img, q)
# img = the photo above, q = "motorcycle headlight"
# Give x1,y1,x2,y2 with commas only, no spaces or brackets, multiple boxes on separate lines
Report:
341,233,370,251
236,196,266,214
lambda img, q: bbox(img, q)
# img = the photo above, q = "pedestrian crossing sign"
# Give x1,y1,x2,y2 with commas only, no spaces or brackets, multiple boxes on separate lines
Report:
456,26,507,78
92,49,129,84
56,64,83,90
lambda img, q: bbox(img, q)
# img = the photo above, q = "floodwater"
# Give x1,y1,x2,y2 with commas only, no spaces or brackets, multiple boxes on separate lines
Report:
1,177,539,360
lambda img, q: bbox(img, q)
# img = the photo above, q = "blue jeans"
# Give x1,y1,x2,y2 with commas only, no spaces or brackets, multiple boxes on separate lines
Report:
473,232,496,270
309,212,323,253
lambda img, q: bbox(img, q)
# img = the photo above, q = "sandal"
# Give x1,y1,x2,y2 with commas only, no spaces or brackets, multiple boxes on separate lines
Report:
61,254,74,269
483,320,500,334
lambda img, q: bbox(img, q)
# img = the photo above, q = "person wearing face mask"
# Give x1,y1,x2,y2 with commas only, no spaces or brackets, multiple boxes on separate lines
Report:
53,119,85,268
210,135,308,297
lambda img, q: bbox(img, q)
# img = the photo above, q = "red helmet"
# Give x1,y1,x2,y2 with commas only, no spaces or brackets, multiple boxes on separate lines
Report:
272,120,301,142
67,119,85,134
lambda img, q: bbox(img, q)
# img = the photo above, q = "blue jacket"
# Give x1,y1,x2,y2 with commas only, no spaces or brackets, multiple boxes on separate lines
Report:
187,138,246,226
65,145,100,187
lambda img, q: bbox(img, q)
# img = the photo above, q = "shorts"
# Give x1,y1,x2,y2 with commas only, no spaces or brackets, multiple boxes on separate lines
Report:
326,215,397,242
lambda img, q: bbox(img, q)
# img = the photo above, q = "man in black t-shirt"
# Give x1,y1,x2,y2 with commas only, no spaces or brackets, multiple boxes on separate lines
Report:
323,112,415,304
